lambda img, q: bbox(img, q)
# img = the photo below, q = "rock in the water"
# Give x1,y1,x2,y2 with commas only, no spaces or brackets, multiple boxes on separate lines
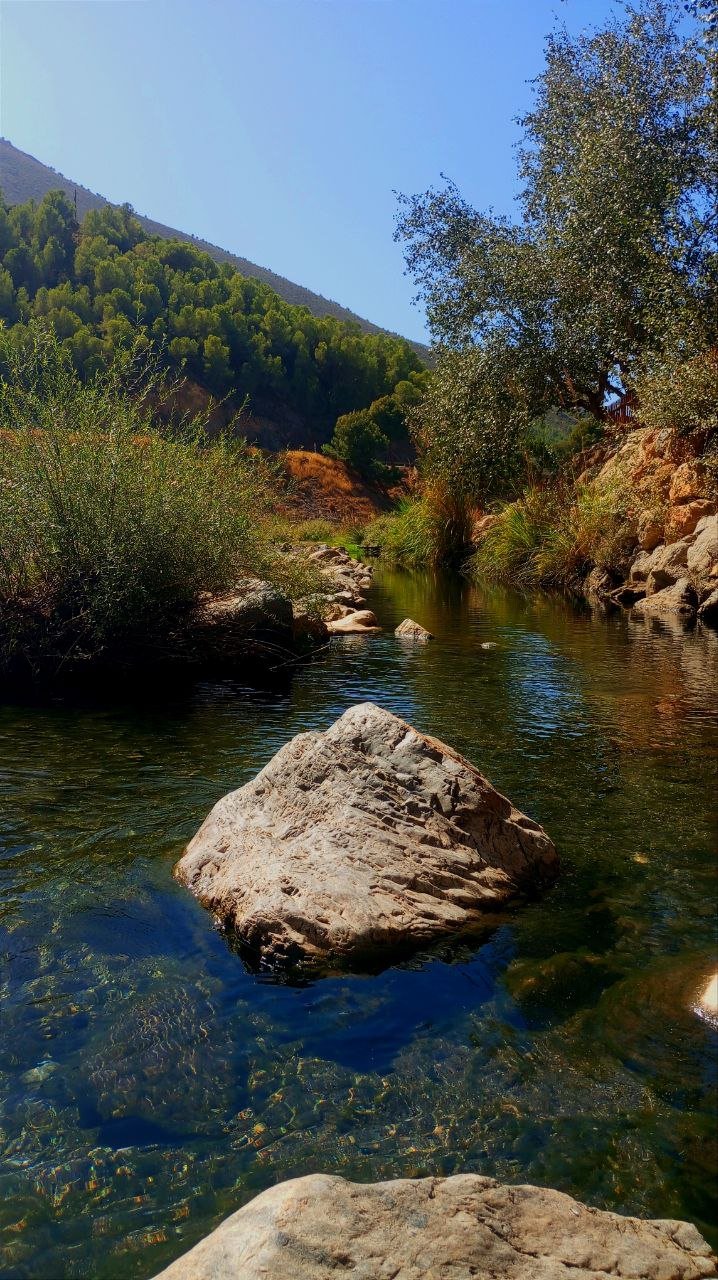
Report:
632,577,697,620
151,1173,717,1280
175,702,557,970
687,514,718,593
698,587,718,623
326,609,380,634
395,617,434,640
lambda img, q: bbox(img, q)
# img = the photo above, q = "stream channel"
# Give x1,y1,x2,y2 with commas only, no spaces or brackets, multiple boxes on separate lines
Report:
1,568,716,1277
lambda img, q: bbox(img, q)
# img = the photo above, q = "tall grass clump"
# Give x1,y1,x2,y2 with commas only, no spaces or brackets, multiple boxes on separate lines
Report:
468,477,631,591
0,325,289,678
364,485,473,569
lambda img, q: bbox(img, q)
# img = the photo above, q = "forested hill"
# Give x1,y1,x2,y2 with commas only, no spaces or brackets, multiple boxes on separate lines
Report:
0,186,425,449
0,139,428,362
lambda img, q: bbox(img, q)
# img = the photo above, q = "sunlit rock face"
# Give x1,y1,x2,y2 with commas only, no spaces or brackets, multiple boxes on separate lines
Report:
176,702,557,971
151,1173,717,1280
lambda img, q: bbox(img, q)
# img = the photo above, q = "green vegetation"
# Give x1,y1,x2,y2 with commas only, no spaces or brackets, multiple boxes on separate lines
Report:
390,0,716,568
323,375,427,481
468,480,632,590
0,138,430,359
0,189,423,442
364,489,473,568
0,326,313,680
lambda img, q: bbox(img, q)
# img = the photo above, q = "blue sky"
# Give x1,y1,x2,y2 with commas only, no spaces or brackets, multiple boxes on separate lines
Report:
1,0,623,342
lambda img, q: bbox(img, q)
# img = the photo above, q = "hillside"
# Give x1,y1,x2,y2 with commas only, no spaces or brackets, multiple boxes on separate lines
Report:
0,139,429,362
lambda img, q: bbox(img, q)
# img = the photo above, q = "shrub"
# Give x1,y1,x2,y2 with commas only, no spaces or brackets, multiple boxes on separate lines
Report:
0,325,296,677
364,485,473,568
468,478,630,591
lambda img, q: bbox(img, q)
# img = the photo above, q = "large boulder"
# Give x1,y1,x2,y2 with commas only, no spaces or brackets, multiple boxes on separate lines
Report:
687,514,718,597
326,609,380,634
176,703,557,970
151,1173,716,1280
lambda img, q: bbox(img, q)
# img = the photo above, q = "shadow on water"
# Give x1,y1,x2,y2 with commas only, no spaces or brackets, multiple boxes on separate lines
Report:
0,567,716,1277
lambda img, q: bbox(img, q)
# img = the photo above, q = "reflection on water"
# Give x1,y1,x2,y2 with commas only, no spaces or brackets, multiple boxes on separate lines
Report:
1,570,716,1278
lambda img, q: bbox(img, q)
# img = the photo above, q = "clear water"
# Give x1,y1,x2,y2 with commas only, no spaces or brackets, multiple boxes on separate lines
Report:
1,570,716,1279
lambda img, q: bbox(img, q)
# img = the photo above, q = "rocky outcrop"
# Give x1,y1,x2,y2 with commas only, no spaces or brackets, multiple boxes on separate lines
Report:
395,617,434,640
625,515,717,622
151,1173,717,1280
176,702,557,971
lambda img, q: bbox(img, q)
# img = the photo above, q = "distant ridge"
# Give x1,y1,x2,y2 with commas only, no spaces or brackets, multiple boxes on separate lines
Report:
0,139,429,361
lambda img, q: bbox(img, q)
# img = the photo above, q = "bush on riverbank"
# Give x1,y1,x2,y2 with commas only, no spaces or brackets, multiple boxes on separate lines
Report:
467,478,631,590
364,487,473,568
0,327,309,679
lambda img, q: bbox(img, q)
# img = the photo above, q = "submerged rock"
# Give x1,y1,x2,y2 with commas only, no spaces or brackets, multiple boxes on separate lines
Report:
175,702,557,970
395,617,434,640
151,1172,717,1280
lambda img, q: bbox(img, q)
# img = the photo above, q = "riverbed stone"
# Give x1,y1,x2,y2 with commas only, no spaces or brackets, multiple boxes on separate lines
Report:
175,702,557,970
151,1172,717,1280
395,617,434,640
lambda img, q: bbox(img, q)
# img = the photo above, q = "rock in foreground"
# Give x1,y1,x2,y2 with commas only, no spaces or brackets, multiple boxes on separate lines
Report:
151,1173,717,1279
176,703,557,970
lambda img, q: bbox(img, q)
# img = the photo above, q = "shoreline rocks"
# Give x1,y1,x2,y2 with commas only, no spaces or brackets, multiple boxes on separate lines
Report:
151,1173,717,1279
175,702,557,971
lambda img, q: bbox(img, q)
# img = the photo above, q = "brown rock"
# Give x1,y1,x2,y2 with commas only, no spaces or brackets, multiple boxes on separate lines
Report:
636,510,664,552
665,500,715,542
395,617,434,640
151,1173,717,1280
175,703,557,970
669,461,708,505
687,514,718,592
632,578,697,620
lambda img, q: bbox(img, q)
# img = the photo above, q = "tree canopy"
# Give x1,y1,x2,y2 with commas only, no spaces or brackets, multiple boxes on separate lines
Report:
396,0,717,499
0,191,423,441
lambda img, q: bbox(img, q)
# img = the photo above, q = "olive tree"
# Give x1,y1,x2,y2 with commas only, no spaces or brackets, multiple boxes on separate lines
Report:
396,0,716,499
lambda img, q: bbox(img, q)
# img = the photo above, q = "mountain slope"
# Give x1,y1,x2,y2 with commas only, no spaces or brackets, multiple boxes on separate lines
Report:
0,139,428,361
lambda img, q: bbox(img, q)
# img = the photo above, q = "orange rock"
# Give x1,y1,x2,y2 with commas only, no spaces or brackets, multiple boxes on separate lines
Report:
665,500,715,541
669,462,707,506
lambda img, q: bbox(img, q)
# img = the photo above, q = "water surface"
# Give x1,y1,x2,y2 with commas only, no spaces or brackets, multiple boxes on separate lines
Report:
1,571,716,1278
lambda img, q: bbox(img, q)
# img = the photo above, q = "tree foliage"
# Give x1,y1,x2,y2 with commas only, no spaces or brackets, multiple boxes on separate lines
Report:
396,0,716,500
0,191,423,439
323,372,427,480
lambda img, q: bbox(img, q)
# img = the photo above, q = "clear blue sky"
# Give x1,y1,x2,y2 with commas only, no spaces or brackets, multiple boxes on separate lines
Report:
1,0,623,342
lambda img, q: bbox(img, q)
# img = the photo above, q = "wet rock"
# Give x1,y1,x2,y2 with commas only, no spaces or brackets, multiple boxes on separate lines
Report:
632,578,697,620
151,1172,717,1280
326,609,380,634
175,702,557,970
395,617,434,641
698,587,718,624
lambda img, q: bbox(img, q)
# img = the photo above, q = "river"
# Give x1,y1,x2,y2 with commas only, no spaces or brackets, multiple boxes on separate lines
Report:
1,568,716,1278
